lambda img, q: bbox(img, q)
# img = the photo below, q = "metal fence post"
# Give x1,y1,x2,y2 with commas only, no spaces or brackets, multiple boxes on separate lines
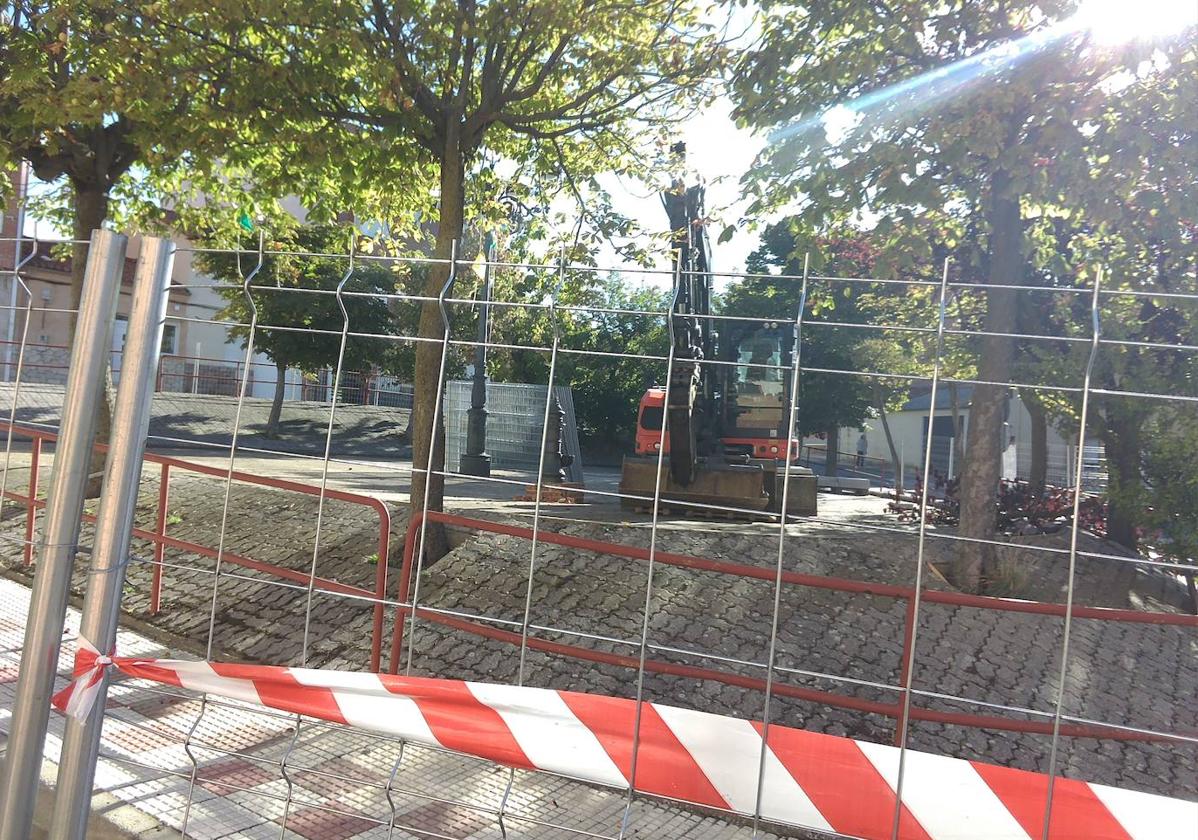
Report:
50,237,174,839
0,230,127,840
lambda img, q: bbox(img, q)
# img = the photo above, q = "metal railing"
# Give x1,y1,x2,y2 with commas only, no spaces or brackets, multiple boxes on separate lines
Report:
0,338,417,407
0,420,393,669
389,509,1198,745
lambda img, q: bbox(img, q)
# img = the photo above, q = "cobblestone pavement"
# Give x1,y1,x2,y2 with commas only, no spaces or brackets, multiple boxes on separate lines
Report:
402,519,1197,801
0,445,1194,828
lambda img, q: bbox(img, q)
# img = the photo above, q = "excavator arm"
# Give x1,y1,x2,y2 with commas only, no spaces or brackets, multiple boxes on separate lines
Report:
618,142,815,517
661,150,713,487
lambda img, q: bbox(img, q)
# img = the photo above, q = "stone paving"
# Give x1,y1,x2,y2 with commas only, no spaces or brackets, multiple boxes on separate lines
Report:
403,519,1198,800
0,373,1195,839
1,456,1194,810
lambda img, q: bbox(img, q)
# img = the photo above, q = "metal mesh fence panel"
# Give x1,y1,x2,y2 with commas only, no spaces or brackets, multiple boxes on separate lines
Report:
0,234,1194,840
444,381,584,482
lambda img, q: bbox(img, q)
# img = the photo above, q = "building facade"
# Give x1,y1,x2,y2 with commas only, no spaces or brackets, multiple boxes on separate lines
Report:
839,386,1105,489
1,168,302,399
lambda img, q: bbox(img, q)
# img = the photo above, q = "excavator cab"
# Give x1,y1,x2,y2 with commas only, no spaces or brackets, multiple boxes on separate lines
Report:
631,325,801,459
625,323,814,516
720,322,793,458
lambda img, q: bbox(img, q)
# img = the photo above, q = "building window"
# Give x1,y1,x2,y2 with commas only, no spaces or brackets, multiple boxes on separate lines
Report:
161,324,177,355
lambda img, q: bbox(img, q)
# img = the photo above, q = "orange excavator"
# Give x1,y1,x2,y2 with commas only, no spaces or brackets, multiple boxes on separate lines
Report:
618,144,817,516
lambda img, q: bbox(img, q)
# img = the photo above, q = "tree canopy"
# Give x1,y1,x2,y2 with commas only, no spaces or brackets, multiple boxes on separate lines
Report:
250,0,730,557
732,1,1197,590
196,225,397,437
0,1,290,298
725,227,876,447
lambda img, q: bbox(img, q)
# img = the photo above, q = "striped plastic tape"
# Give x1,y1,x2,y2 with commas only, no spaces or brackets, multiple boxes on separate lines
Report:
52,639,1196,839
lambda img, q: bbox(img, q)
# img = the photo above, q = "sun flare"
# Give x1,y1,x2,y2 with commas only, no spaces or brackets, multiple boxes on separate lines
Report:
1076,0,1198,44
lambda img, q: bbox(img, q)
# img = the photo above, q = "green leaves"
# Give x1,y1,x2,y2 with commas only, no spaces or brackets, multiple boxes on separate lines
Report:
727,224,888,435
197,224,400,376
1,0,336,247
731,1,1195,277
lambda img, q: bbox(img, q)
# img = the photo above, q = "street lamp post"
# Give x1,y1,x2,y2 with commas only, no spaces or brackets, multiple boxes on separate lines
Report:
541,393,573,483
460,234,495,476
459,194,537,477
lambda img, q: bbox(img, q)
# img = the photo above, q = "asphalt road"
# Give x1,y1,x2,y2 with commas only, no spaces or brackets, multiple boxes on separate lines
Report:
148,448,898,527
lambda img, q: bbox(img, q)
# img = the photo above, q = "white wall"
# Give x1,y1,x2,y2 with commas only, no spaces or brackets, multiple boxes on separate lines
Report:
843,391,1096,486
851,408,959,464
167,238,304,400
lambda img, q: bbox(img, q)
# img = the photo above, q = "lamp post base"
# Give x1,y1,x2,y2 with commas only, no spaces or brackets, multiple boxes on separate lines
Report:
460,453,491,477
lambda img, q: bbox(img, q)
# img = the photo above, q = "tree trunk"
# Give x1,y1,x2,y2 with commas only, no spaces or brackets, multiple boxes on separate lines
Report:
266,359,287,438
824,423,839,477
1024,389,1048,496
408,138,465,564
873,383,901,497
953,170,1022,594
948,382,964,479
1103,401,1142,550
71,183,114,499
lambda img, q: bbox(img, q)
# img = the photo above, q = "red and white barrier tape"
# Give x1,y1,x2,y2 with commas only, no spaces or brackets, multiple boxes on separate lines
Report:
53,639,1196,839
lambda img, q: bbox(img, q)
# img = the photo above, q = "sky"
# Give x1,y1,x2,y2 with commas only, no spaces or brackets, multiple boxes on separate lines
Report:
596,2,767,285
601,97,766,282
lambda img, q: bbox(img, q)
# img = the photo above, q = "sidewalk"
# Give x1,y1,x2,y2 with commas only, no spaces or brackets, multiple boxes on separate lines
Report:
0,578,197,838
0,578,791,840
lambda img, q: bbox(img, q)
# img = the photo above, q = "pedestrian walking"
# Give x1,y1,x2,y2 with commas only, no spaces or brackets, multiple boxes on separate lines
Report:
1002,435,1017,481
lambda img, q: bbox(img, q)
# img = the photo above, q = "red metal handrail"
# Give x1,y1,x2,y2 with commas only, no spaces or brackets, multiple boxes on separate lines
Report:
0,422,392,671
389,510,1197,745
4,415,1189,744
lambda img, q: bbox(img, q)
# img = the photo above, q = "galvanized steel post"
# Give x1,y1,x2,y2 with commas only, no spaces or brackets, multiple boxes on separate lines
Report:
50,237,175,840
0,229,128,840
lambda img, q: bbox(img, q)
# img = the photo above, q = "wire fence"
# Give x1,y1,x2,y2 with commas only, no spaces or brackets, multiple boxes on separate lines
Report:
0,233,1195,840
0,337,417,408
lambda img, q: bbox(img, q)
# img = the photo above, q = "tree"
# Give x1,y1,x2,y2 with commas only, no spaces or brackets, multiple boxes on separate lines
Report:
0,0,293,488
733,2,1195,591
1141,404,1198,613
196,225,396,438
0,0,295,318
855,333,918,495
462,248,670,459
283,0,726,559
1066,40,1197,549
565,279,670,456
1015,38,1197,548
1027,259,1198,550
